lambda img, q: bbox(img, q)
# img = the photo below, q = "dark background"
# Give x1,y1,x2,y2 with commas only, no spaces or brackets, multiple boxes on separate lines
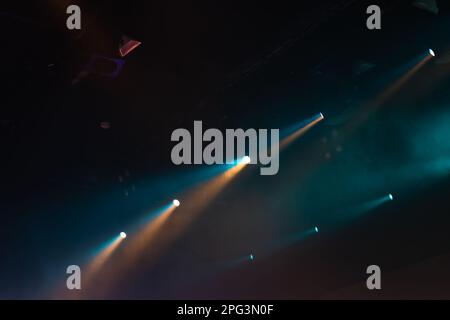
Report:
1,0,450,299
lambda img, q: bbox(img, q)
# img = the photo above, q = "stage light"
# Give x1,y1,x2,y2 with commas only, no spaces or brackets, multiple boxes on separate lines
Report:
315,226,319,233
119,164,250,272
124,203,177,264
280,113,325,149
242,156,251,164
249,254,254,261
85,233,126,283
342,194,395,221
429,49,435,57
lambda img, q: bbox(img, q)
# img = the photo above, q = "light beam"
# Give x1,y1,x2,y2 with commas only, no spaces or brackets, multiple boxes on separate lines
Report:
280,113,324,150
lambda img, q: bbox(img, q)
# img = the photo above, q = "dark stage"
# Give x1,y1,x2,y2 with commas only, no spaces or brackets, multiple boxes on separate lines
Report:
1,0,450,300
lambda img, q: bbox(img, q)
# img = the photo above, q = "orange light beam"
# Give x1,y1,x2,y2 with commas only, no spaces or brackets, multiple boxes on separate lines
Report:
344,54,432,135
125,203,177,262
123,161,249,266
91,162,250,295
279,113,324,150
377,54,432,105
85,235,125,280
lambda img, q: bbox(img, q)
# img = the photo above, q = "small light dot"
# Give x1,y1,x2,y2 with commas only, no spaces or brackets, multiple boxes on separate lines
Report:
173,199,180,207
120,232,127,239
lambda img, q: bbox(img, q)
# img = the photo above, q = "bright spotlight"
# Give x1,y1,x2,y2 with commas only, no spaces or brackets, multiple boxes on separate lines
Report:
319,112,324,119
120,232,127,239
173,199,180,207
314,226,319,233
388,194,394,201
242,156,251,164
249,254,254,261
429,49,435,57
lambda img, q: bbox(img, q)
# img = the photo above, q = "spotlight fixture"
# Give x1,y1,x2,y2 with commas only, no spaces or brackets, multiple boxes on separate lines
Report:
173,199,180,207
429,49,436,57
388,194,394,201
120,232,127,239
315,226,319,233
